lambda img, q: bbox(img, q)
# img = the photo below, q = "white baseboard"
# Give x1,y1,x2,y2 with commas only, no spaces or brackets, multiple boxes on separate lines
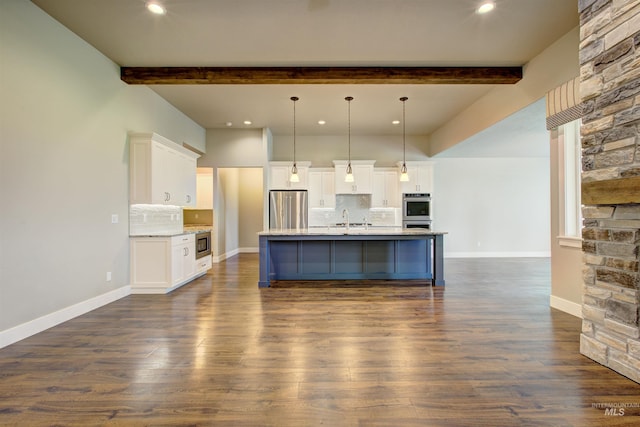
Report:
445,251,551,258
0,285,131,349
213,247,258,263
550,295,582,318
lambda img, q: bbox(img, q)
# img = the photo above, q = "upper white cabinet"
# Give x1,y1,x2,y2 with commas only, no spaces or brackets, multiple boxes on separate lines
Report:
398,161,434,194
372,169,400,208
333,160,375,194
269,161,310,190
308,169,336,208
129,133,199,207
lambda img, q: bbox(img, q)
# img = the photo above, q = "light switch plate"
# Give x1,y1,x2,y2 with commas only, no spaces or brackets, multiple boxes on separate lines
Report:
111,214,119,224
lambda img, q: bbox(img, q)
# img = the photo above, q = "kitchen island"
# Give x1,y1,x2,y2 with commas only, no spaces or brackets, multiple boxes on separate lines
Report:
258,227,446,287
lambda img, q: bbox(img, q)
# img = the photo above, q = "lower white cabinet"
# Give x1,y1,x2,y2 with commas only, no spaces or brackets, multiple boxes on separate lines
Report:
130,233,210,294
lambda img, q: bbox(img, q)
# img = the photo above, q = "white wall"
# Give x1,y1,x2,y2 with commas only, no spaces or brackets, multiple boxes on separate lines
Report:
238,169,264,250
432,158,550,257
0,0,205,345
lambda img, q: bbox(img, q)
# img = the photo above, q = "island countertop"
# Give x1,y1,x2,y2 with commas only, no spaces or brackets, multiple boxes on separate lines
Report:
259,227,447,237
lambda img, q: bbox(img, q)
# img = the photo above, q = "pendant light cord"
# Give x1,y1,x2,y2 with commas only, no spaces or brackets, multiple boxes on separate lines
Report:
291,96,298,171
347,96,352,163
400,96,408,173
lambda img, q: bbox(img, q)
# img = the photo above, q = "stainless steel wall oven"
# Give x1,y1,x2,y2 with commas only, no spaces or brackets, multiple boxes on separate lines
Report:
402,193,432,229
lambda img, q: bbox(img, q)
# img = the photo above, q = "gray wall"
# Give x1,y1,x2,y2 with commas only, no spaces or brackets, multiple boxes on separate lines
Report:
0,0,204,337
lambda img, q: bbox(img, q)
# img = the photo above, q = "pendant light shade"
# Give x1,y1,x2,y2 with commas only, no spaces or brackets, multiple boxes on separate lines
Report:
345,96,354,183
399,96,409,182
290,96,300,183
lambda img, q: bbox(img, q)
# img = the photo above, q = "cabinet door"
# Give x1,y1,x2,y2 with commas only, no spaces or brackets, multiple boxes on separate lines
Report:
334,165,353,194
372,172,386,207
151,142,174,204
400,165,432,194
308,171,323,208
372,171,399,207
321,172,335,208
270,166,291,189
335,164,373,194
171,237,195,285
178,153,197,207
182,242,196,279
353,165,373,193
384,171,400,207
309,171,335,208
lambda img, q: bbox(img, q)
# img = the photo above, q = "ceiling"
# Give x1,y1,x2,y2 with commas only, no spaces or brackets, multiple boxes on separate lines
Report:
30,0,578,152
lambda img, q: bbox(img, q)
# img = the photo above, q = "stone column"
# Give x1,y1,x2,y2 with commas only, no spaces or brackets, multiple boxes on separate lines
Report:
579,0,640,383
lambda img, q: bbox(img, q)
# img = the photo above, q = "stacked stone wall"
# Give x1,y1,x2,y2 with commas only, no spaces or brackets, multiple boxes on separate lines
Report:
579,0,640,382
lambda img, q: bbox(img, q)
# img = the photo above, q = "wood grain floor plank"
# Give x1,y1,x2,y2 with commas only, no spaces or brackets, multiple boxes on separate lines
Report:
1,255,640,425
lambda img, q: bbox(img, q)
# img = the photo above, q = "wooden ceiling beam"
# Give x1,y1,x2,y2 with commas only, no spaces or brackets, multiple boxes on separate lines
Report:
120,66,522,85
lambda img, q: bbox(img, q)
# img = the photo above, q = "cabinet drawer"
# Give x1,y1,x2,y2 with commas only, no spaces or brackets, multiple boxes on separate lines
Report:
172,233,195,246
196,255,212,274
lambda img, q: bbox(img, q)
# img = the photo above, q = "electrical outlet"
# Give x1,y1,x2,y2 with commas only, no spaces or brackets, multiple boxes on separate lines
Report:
106,271,112,281
111,214,119,224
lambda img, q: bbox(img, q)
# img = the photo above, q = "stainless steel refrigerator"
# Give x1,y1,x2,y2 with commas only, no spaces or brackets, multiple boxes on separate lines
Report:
269,190,308,230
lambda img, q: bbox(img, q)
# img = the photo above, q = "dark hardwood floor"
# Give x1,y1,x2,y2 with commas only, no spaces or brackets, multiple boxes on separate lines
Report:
1,255,639,426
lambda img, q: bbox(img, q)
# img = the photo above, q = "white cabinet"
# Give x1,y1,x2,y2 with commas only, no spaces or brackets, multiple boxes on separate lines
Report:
130,233,207,294
333,160,375,194
308,169,335,208
195,255,212,275
129,133,199,206
269,161,310,190
171,234,196,285
372,169,400,208
398,161,434,194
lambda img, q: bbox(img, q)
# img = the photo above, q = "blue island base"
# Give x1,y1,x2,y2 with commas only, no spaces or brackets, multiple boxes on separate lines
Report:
258,232,445,287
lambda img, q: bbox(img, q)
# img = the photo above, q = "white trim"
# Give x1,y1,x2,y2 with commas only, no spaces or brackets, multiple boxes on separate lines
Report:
213,248,240,263
550,295,582,318
213,247,259,262
558,236,582,248
0,285,131,349
445,251,551,258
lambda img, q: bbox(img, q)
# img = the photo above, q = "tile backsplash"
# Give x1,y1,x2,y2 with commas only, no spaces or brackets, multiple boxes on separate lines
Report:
309,194,400,227
129,204,183,236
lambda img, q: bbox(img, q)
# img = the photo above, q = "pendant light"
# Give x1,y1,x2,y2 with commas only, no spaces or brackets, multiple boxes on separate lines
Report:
399,96,409,182
289,96,300,183
345,96,354,183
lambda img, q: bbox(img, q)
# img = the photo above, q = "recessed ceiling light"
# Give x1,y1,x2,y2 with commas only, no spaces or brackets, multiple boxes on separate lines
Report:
146,2,166,15
243,120,252,125
392,120,400,125
477,2,495,14
225,122,233,127
318,120,326,125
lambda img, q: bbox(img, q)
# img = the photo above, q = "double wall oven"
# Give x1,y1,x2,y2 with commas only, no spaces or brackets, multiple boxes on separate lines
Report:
402,193,432,229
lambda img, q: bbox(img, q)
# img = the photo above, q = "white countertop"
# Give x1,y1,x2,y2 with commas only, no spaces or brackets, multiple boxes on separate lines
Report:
259,227,446,236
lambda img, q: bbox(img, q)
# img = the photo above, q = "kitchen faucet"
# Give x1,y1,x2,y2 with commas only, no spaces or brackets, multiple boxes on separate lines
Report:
342,209,350,231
